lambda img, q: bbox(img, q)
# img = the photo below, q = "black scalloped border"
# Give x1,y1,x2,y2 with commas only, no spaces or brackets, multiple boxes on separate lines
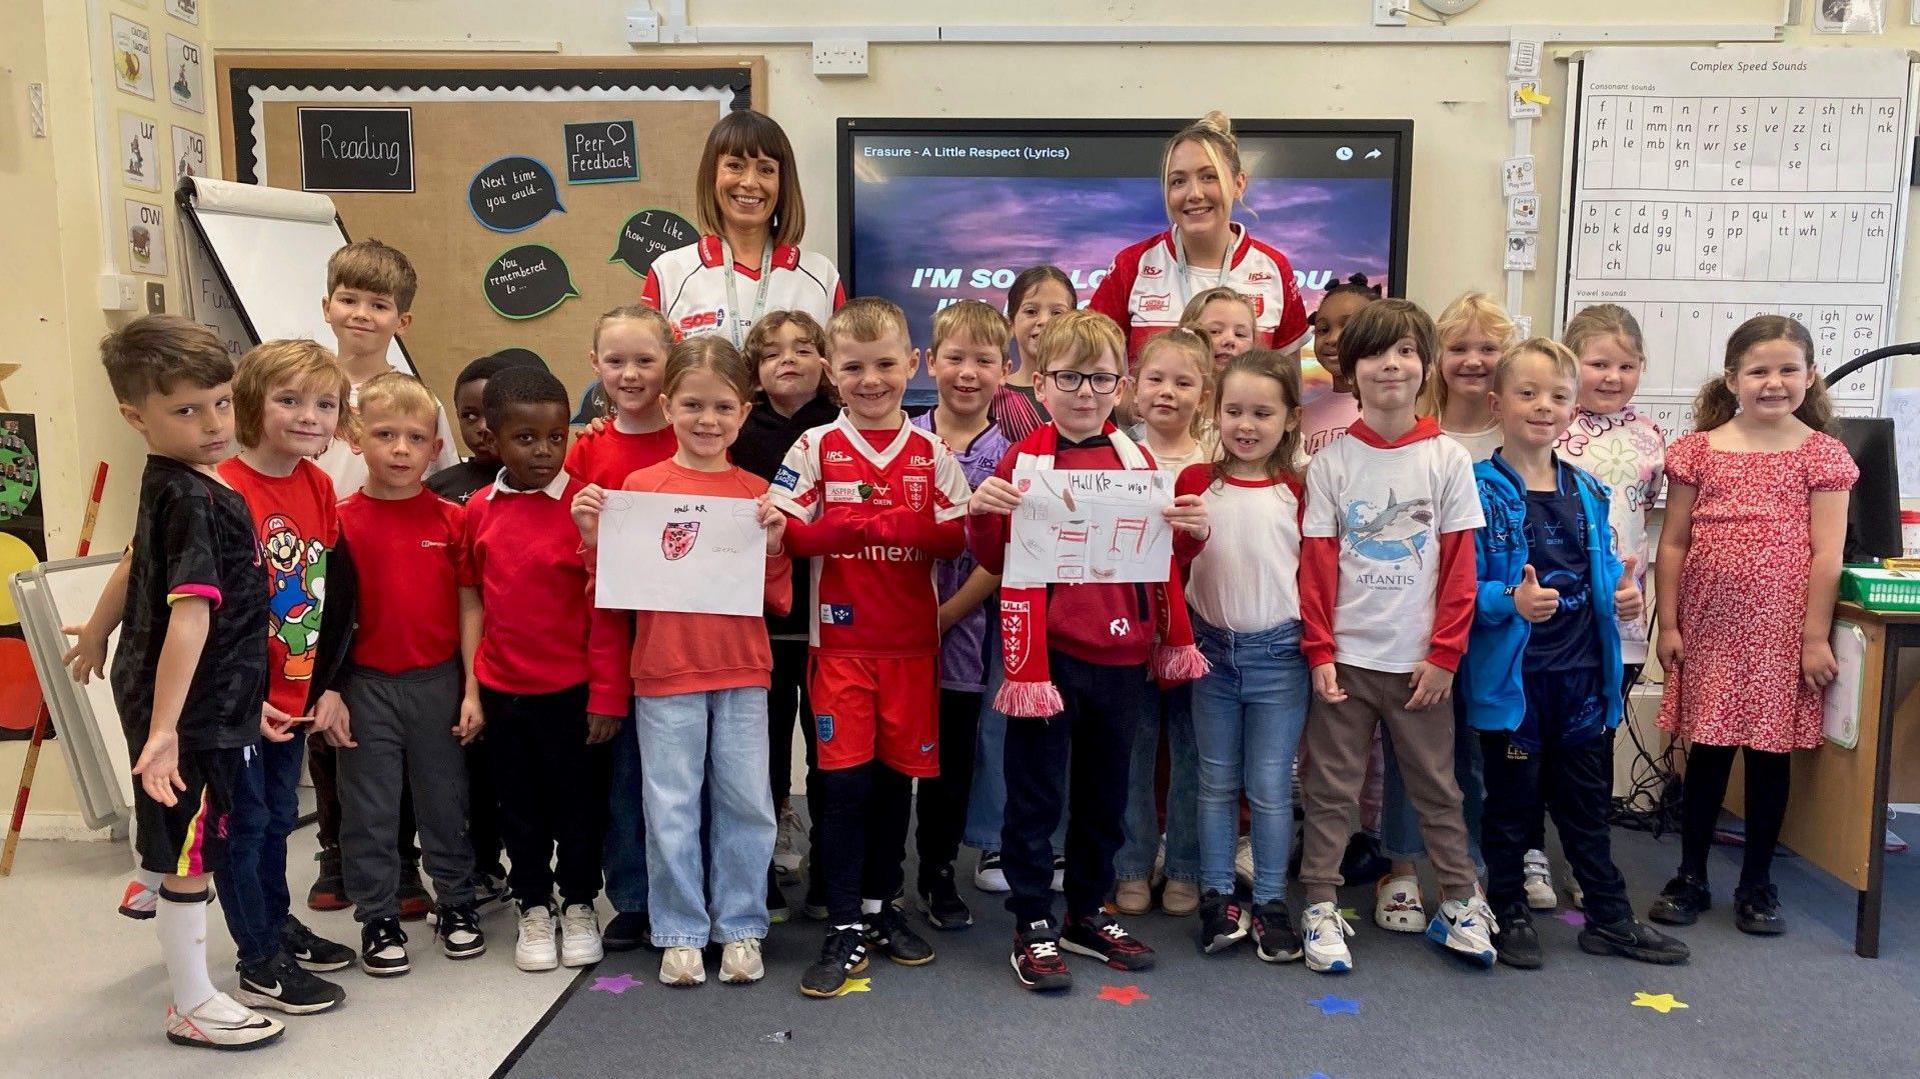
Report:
226,65,753,184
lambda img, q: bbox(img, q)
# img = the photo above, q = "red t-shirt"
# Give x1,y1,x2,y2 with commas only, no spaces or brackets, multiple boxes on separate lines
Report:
461,474,594,694
337,489,466,674
217,456,338,717
564,424,678,490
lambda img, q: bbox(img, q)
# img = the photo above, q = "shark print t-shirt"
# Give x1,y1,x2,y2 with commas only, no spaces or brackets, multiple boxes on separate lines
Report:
1303,420,1483,673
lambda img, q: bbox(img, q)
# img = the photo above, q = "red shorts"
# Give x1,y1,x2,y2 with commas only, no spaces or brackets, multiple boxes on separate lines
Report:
809,654,939,778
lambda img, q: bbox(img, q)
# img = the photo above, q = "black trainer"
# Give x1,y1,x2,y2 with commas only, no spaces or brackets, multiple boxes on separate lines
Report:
799,926,870,998
1197,890,1249,954
281,917,355,973
1011,919,1071,992
1579,917,1691,963
360,917,410,977
602,910,651,952
1492,904,1542,970
1648,873,1711,926
1733,883,1786,936
233,950,346,1015
864,903,935,965
307,846,348,912
918,865,973,930
435,903,487,960
1250,899,1303,963
1339,831,1390,887
1060,911,1155,971
472,868,510,908
768,868,791,926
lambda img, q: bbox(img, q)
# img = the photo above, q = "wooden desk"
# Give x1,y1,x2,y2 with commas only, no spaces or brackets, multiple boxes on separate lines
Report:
1760,603,1920,957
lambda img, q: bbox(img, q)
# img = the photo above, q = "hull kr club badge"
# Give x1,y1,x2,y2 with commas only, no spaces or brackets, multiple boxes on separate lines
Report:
661,520,700,561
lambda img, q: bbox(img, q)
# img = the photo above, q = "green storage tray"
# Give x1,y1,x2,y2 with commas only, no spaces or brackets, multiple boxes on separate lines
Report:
1841,567,1920,611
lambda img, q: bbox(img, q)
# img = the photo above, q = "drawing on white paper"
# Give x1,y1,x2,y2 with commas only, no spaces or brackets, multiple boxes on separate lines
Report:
1006,469,1173,587
595,491,765,616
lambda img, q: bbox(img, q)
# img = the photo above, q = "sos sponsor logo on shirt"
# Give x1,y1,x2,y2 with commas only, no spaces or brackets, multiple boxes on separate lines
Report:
674,306,727,338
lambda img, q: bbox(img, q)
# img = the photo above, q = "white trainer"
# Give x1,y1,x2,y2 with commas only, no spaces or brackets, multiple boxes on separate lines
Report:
1301,901,1355,974
1374,874,1426,933
659,946,706,986
1427,894,1499,967
1523,849,1558,910
719,938,765,984
165,991,285,1051
559,903,604,967
514,906,559,972
773,804,807,877
973,850,1009,893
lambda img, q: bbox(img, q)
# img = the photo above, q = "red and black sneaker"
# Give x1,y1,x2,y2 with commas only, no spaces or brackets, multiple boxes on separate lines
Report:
1061,911,1155,971
1197,890,1250,954
1011,920,1071,992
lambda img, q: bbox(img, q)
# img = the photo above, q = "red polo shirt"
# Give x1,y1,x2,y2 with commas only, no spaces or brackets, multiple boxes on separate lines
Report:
461,471,594,694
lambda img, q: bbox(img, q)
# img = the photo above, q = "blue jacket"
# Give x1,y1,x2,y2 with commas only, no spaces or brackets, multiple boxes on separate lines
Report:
1459,453,1625,734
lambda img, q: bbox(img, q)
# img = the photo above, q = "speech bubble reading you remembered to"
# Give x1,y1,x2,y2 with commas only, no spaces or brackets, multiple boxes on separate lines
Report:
484,243,579,320
468,155,565,233
610,208,699,278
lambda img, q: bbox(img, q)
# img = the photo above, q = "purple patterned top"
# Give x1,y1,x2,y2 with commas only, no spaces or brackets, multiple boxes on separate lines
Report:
912,411,1011,692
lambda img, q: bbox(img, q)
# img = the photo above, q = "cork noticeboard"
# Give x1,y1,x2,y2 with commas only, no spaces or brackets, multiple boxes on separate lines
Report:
216,54,763,437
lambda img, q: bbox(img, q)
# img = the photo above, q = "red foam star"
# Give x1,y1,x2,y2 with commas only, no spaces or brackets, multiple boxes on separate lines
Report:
1098,984,1150,1006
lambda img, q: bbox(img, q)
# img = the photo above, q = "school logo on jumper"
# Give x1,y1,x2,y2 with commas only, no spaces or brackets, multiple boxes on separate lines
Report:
1341,491,1435,567
661,520,700,561
1001,599,1032,672
903,474,928,512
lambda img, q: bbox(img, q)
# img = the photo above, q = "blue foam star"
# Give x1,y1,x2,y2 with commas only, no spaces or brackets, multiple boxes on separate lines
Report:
1309,993,1361,1017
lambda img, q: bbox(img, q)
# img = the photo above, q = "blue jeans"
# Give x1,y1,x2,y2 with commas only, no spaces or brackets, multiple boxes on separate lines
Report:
214,734,303,967
604,709,648,914
633,689,775,948
1191,618,1309,903
1114,680,1200,883
963,625,1066,856
1381,693,1484,869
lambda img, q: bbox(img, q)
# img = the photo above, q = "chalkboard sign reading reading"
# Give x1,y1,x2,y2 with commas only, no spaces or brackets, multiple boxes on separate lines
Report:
468,155,566,233
484,244,579,320
564,120,639,184
610,209,699,278
298,107,414,192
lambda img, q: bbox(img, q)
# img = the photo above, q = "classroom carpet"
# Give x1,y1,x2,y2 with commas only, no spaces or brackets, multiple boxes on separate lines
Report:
498,819,1920,1079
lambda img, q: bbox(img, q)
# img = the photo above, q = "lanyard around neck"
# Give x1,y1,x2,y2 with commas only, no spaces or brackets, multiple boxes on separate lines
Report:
1171,225,1233,311
719,237,775,348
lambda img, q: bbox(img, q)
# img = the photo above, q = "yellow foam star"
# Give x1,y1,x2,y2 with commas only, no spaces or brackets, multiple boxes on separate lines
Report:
1631,991,1688,1015
835,977,872,996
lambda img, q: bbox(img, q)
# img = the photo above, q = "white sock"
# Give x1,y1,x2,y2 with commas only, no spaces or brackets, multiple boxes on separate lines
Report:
133,869,164,895
860,898,883,915
155,890,218,1014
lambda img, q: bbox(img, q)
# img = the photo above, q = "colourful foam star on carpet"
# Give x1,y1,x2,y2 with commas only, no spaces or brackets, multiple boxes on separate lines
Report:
1630,991,1688,1014
589,973,641,995
1557,910,1586,926
1310,993,1361,1016
1097,984,1150,1006
835,977,872,996
1338,906,1359,920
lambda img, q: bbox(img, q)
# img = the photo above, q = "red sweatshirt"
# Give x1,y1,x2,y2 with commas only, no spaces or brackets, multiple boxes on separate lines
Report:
460,472,595,694
564,423,678,490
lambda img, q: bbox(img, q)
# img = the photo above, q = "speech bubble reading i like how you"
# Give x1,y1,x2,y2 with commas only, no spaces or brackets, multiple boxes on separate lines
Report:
484,244,579,320
469,155,565,233
610,209,698,278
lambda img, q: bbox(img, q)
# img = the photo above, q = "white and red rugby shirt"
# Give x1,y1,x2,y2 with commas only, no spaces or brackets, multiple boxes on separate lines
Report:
1088,224,1310,367
641,234,844,343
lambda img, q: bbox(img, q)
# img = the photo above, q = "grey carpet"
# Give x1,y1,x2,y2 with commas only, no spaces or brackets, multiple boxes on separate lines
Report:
500,819,1920,1079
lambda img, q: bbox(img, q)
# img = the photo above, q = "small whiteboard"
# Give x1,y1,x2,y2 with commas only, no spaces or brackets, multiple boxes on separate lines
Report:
1824,619,1866,749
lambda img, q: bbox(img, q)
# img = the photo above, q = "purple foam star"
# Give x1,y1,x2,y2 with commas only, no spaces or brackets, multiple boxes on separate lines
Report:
1557,910,1587,927
590,972,642,995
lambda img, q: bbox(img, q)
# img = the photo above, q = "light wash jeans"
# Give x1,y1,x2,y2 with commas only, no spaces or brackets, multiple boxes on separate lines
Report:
1191,618,1309,904
1381,693,1485,871
964,625,1066,857
1114,680,1200,884
633,688,776,948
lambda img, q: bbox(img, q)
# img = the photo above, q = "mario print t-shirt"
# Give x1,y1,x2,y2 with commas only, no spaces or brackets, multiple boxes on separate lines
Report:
218,456,338,717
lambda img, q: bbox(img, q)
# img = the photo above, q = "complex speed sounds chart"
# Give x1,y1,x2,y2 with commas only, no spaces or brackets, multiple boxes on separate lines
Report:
1559,47,1920,437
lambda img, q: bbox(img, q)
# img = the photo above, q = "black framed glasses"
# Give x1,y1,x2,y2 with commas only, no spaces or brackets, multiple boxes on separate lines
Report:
1043,370,1122,395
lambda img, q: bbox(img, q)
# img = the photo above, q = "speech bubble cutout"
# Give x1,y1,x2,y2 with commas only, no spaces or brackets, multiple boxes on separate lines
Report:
483,243,579,320
609,208,699,278
468,155,565,233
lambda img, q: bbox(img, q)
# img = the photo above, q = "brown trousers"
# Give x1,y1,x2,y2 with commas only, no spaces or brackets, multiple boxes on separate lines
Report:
1299,663,1478,904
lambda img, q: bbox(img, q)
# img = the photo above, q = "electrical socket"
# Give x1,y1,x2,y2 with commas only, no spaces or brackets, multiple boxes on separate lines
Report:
811,38,869,77
1373,0,1408,26
97,273,139,312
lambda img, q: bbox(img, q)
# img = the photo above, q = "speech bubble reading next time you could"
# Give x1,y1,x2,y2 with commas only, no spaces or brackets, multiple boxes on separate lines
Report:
469,155,565,233
484,244,579,320
610,209,698,277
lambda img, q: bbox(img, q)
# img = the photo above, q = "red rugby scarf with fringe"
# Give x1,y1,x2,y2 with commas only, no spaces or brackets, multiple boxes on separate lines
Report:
993,422,1207,718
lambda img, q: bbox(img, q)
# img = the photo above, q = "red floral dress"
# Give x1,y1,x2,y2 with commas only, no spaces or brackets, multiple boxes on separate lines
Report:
1657,431,1858,752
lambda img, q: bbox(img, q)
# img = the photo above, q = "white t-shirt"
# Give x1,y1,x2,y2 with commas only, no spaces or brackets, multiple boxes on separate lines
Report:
1129,423,1217,475
316,378,460,496
1302,423,1484,673
1182,469,1302,633
1442,424,1503,463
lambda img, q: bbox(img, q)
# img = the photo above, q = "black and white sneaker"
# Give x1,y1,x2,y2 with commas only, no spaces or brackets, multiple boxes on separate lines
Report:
233,950,346,1015
472,868,511,909
1250,900,1304,963
281,917,355,973
1011,920,1071,992
918,865,973,930
360,917,410,977
436,903,487,960
1061,911,1155,971
863,902,935,965
1197,890,1250,954
799,926,870,998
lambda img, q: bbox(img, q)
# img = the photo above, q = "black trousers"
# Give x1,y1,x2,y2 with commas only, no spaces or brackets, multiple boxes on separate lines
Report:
1524,662,1642,854
309,736,418,867
481,683,610,910
466,735,504,876
1002,653,1146,927
1479,670,1632,925
815,762,913,925
1678,741,1792,889
914,688,983,884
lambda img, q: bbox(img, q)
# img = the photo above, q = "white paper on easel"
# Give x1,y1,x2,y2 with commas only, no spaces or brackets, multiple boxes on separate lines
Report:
593,490,765,615
1824,620,1866,749
1005,469,1174,587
